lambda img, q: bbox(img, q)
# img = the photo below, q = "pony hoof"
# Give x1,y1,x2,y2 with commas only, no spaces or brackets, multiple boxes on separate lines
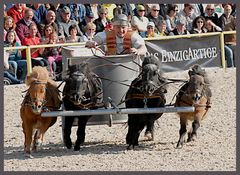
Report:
127,145,135,150
144,132,153,141
176,143,183,149
74,146,80,151
65,142,72,149
25,153,34,158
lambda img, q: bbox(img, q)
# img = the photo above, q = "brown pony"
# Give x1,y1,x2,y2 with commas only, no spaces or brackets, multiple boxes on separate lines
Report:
175,65,212,148
20,66,61,157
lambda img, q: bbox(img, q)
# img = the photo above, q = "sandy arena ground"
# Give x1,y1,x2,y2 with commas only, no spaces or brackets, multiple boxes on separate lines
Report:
4,67,236,171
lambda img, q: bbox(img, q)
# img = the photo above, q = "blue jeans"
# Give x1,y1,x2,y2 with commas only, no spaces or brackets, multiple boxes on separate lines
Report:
4,71,22,84
224,45,234,67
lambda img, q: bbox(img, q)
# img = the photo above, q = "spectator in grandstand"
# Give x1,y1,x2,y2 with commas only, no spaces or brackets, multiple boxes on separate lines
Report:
214,4,224,17
131,5,149,37
159,4,170,19
68,4,86,25
93,7,111,33
156,20,169,36
39,31,62,78
46,3,60,13
79,11,95,32
142,22,160,38
102,4,117,20
190,16,207,34
115,4,134,20
16,8,41,43
83,22,97,40
169,18,190,36
58,6,83,41
85,14,147,56
202,4,221,27
39,10,59,37
177,3,197,31
165,4,179,33
41,24,55,42
21,23,48,67
30,4,47,24
85,4,99,20
7,4,25,23
204,19,222,32
146,4,164,27
4,30,27,81
219,4,236,30
66,24,88,42
4,16,21,43
4,64,23,85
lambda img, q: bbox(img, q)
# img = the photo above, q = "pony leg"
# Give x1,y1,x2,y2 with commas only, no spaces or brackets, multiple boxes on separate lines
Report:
32,130,38,151
176,122,187,149
144,120,154,141
74,116,89,151
188,120,200,142
63,116,75,149
127,122,145,150
23,122,33,155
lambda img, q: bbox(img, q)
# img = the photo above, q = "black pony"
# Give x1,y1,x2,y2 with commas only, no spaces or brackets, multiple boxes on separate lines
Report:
62,62,103,151
125,56,167,150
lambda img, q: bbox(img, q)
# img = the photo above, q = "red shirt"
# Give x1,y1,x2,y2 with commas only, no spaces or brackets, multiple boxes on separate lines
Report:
21,36,41,58
7,6,25,24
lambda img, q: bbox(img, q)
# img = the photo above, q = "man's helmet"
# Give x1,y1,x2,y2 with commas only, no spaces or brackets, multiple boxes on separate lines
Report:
113,14,128,26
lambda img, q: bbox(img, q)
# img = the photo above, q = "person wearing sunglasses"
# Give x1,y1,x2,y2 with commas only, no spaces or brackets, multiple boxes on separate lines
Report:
202,4,221,27
177,3,197,32
146,4,164,27
190,16,207,34
165,4,179,32
86,14,147,56
93,7,111,33
131,5,149,37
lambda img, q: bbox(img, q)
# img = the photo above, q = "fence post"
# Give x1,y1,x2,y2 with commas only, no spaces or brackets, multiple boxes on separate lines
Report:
26,46,32,76
220,32,226,69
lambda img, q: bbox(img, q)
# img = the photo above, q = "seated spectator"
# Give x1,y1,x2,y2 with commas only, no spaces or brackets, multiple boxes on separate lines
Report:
21,23,48,67
131,5,149,37
40,32,62,78
177,3,197,31
58,6,83,41
159,4,170,19
219,4,236,30
4,16,21,43
94,7,111,33
7,4,25,23
165,4,179,32
156,20,169,36
214,4,224,17
190,16,207,34
146,4,164,27
205,19,222,32
69,4,86,24
202,4,221,27
169,18,190,35
30,4,47,25
102,4,117,20
41,24,54,42
84,22,97,40
66,24,88,42
142,22,160,38
39,10,58,36
84,4,99,20
4,30,27,81
79,11,95,32
4,64,23,85
16,8,41,43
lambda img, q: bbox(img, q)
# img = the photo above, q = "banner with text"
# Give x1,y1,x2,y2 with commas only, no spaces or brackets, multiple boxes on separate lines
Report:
145,35,222,72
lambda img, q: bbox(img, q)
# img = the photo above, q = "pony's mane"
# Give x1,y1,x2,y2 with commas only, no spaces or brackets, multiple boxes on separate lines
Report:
26,66,56,87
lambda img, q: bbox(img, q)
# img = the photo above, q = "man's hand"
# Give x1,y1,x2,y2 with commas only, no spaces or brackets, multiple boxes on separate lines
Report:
129,48,139,55
85,41,98,48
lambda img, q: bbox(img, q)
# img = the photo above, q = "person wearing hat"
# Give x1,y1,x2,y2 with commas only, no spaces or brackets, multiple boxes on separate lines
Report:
169,18,190,35
85,14,147,56
131,5,149,37
142,21,160,38
93,7,111,33
58,5,83,41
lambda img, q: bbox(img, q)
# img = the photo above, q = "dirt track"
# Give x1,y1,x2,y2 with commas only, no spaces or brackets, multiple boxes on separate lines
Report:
4,67,236,171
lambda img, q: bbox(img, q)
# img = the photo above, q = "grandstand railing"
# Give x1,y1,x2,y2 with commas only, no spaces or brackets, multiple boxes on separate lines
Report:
4,31,236,76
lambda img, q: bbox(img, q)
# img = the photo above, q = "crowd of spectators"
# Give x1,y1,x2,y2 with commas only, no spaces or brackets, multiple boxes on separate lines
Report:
3,3,237,85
